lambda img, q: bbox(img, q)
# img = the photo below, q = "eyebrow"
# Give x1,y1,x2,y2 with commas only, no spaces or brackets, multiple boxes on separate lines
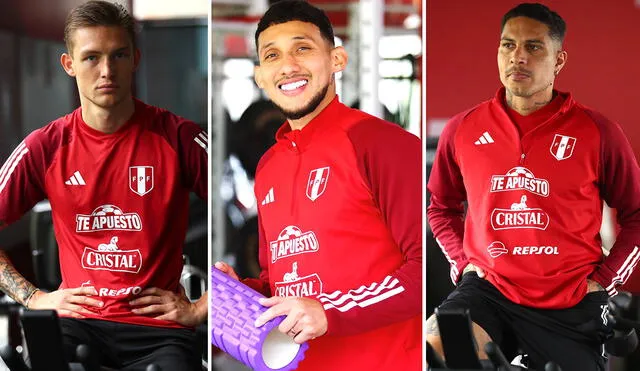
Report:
259,34,314,53
500,37,545,44
79,46,130,56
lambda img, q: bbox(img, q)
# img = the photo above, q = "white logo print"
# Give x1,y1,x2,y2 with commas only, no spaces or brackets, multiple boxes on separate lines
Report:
270,225,320,263
600,304,609,326
261,187,275,206
306,167,330,201
550,134,576,161
487,241,509,258
65,171,86,185
76,205,142,232
81,280,142,298
274,262,324,297
129,166,154,196
81,236,143,273
513,246,559,255
490,195,550,230
490,167,550,197
474,131,495,145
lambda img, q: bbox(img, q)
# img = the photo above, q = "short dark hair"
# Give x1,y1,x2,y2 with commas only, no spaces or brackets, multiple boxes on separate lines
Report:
501,3,566,44
255,0,335,52
64,0,136,54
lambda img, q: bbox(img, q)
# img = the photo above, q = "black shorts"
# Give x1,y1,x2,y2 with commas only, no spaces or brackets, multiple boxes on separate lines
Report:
59,318,200,371
438,272,612,371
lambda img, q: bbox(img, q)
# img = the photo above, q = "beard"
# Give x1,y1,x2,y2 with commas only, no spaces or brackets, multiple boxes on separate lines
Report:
274,82,330,121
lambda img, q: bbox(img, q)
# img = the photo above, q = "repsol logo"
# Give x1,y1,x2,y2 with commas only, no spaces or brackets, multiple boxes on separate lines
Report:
512,246,559,255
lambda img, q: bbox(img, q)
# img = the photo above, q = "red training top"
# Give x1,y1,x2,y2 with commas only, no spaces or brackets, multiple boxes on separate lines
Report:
0,99,208,327
428,88,640,308
247,97,422,371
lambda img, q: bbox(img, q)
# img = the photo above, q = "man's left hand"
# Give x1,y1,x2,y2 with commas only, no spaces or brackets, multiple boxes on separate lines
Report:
129,287,203,326
255,296,327,344
587,279,605,293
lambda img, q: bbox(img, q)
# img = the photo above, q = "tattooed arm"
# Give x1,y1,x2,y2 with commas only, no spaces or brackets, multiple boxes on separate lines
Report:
0,249,105,316
0,251,38,306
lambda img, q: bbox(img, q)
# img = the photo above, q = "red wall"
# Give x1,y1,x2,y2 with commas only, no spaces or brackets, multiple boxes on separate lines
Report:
426,0,640,155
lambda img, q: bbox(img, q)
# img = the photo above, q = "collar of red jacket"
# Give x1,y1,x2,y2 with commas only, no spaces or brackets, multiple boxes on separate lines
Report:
493,87,575,116
274,95,343,152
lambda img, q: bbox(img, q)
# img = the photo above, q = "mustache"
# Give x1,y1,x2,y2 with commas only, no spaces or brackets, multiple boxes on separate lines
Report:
276,74,310,85
506,68,532,76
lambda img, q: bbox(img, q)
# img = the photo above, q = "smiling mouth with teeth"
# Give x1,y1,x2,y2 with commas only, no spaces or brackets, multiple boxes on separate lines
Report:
279,80,308,91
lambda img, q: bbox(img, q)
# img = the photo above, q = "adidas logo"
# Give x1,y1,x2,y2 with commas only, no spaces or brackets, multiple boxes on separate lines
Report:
474,131,495,145
65,171,86,185
261,187,275,206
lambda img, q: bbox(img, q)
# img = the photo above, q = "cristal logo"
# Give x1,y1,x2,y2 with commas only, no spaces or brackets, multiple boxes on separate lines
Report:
81,237,142,274
274,262,323,297
491,195,550,230
490,167,549,197
270,225,319,263
76,205,142,233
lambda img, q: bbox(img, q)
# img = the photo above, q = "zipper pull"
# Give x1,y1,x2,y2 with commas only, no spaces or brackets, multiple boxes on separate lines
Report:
520,153,525,164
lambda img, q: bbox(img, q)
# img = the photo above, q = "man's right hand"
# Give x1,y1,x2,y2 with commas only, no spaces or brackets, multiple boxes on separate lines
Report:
28,287,104,318
462,263,485,278
214,261,240,281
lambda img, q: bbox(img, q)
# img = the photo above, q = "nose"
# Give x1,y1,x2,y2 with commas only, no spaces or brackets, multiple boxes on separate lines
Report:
510,45,527,65
100,56,115,78
280,52,301,76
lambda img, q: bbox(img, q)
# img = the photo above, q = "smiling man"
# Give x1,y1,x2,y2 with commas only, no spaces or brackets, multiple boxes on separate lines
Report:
214,0,422,370
427,3,640,370
0,1,207,369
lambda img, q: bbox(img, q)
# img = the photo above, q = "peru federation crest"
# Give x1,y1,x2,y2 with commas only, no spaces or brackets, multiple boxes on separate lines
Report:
129,166,154,196
550,134,576,161
306,167,330,201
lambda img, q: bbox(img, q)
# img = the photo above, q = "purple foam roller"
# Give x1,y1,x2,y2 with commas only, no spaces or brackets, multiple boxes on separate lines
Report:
212,267,308,370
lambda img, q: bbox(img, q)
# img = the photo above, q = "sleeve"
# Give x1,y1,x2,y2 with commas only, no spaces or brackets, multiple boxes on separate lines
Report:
426,114,468,284
242,210,272,296
317,119,422,337
0,134,48,229
176,119,208,200
588,111,640,296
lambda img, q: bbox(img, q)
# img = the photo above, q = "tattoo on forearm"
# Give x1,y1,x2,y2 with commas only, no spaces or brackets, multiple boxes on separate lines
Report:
426,315,440,337
0,251,37,305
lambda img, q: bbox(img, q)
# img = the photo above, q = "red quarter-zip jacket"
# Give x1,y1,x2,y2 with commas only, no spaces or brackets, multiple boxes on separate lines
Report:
428,88,640,308
247,96,422,371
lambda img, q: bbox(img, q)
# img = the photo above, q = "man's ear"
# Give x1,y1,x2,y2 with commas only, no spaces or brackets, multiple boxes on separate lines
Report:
330,46,348,74
554,49,567,76
60,53,76,77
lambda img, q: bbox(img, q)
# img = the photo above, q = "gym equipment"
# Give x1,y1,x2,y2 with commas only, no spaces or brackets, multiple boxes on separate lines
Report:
427,307,563,371
20,309,69,371
435,307,483,369
0,309,162,371
606,292,640,371
211,267,308,371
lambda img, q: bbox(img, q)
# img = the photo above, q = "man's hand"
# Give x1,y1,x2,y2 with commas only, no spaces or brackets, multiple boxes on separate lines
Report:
255,296,327,344
129,287,205,327
463,263,485,278
587,279,605,293
214,261,240,281
28,287,104,318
